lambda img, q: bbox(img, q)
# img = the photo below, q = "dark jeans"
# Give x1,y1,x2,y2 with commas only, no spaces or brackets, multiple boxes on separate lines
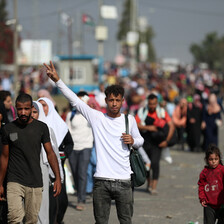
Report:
204,205,224,224
69,148,92,203
177,127,185,150
93,179,133,224
144,142,162,180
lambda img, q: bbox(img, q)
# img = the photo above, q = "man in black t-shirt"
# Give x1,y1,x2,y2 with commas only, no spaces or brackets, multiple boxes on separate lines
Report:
0,93,61,223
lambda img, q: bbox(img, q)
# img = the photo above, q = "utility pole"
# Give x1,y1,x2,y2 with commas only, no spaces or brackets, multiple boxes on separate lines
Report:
68,17,73,56
98,0,104,57
57,10,62,55
129,0,138,76
13,0,19,96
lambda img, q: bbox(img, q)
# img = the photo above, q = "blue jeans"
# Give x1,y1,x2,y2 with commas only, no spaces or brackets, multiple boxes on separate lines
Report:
69,148,92,203
86,147,96,193
93,179,133,224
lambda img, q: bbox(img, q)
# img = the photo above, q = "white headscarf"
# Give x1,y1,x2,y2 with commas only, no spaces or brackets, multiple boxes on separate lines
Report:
33,100,64,181
33,101,49,165
33,101,47,124
37,97,68,147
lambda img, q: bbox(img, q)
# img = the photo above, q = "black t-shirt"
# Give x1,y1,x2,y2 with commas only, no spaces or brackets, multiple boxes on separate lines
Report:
2,119,50,187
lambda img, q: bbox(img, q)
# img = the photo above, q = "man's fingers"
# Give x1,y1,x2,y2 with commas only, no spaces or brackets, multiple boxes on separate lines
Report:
53,182,61,197
43,63,51,70
53,185,58,197
50,61,55,71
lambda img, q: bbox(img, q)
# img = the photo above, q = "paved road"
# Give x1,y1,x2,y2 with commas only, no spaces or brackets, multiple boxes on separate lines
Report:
63,126,224,224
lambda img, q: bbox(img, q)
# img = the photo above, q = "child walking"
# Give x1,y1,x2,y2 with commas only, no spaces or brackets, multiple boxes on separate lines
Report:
198,144,224,224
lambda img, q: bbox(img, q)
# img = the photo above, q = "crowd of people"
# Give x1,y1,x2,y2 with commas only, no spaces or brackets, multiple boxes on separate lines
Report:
0,60,223,223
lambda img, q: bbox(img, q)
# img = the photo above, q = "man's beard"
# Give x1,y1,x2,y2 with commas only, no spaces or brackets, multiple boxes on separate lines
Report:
18,114,31,124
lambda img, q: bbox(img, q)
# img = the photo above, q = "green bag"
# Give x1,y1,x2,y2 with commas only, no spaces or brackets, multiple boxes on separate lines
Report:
125,114,146,187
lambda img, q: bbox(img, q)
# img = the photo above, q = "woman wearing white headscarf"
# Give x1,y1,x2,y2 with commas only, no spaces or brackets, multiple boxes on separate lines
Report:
32,101,64,224
37,97,73,224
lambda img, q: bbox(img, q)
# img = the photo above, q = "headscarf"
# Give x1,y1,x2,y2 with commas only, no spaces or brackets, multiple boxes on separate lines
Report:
33,101,47,123
33,101,64,181
193,94,202,109
33,101,48,165
172,98,187,127
37,97,68,147
37,89,57,107
88,94,101,111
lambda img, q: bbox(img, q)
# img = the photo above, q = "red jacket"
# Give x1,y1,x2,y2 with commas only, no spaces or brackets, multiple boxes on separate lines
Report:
198,164,224,209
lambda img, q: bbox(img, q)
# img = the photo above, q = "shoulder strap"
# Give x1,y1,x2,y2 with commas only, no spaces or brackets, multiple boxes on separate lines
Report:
125,114,131,151
125,114,129,135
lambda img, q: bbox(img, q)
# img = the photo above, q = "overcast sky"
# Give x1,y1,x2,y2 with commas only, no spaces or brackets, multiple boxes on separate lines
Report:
6,0,224,64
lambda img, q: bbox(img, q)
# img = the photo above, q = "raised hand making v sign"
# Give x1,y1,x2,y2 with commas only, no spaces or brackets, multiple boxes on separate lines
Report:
43,61,60,82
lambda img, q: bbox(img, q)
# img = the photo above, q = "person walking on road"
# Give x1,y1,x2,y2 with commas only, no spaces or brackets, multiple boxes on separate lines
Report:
32,101,64,224
37,97,73,224
43,61,144,224
135,93,175,195
65,91,93,211
201,93,222,150
0,93,61,224
198,144,224,224
172,98,187,151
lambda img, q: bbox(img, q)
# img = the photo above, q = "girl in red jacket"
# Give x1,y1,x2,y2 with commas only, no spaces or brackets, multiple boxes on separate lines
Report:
198,144,224,224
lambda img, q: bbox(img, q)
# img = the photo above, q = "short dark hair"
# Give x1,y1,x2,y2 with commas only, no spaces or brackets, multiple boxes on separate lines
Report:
0,90,11,101
15,93,33,106
105,85,124,98
148,93,158,101
205,144,223,166
77,91,88,97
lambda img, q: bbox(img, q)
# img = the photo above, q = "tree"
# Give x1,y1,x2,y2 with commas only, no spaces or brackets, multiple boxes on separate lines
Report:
0,0,14,64
117,0,156,62
190,32,224,70
137,25,156,62
117,0,132,41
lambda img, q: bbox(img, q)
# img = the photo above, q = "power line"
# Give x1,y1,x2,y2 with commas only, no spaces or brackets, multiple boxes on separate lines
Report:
17,0,94,21
142,0,224,18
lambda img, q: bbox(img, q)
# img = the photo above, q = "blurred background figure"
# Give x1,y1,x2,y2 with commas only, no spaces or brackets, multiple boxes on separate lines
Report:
135,93,175,195
0,90,17,122
186,95,203,152
201,93,222,150
66,91,93,211
94,83,107,113
172,98,187,151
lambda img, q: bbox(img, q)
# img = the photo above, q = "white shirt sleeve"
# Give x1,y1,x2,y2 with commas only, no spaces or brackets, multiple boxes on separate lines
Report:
56,79,101,126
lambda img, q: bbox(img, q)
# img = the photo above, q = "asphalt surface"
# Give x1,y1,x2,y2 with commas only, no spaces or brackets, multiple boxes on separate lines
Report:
63,125,224,224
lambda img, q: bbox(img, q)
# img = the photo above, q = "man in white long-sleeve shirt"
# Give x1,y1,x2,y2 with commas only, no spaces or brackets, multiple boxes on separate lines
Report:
43,61,144,224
